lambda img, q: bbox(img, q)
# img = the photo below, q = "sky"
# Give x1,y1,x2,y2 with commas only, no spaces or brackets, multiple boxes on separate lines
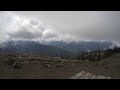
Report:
0,11,120,42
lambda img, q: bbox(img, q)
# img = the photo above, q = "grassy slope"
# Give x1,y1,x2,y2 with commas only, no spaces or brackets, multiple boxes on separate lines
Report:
77,53,120,79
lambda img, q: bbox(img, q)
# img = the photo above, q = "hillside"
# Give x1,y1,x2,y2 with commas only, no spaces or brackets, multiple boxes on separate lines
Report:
0,52,120,79
0,41,73,57
45,41,113,53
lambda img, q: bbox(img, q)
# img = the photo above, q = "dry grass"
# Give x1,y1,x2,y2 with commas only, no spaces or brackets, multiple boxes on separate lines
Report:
0,53,120,79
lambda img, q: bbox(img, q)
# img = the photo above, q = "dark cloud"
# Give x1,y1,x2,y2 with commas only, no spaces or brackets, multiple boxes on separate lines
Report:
8,29,42,39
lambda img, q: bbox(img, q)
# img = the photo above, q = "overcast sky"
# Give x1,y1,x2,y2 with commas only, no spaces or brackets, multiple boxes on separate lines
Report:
0,11,120,42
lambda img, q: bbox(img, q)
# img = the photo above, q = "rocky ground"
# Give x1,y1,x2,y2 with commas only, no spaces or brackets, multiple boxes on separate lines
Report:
0,53,120,79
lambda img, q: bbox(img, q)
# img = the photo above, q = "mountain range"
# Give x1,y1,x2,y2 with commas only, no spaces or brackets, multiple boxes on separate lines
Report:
0,41,72,57
0,40,118,57
44,41,114,53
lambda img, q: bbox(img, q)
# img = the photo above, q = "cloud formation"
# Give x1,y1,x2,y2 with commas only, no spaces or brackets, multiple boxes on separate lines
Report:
0,11,58,42
0,11,120,43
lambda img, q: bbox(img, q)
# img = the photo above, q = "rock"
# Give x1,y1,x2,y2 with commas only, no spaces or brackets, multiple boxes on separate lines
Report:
45,64,51,68
18,56,22,59
5,59,15,65
21,61,29,64
71,64,75,67
13,62,21,68
56,64,63,68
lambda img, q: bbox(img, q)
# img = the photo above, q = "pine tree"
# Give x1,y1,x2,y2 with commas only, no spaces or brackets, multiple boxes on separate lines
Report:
89,52,91,61
98,50,101,60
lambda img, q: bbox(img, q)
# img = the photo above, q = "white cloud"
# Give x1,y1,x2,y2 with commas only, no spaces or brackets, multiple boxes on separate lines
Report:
0,11,59,42
0,11,120,43
43,29,58,38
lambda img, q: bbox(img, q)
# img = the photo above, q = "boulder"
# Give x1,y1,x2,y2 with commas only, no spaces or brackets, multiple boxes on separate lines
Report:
56,64,63,68
45,64,51,68
21,61,29,64
5,59,15,65
13,62,21,68
71,64,75,67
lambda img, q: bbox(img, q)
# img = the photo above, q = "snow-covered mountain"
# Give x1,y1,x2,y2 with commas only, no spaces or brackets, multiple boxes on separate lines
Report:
0,40,73,57
44,40,117,53
0,40,119,57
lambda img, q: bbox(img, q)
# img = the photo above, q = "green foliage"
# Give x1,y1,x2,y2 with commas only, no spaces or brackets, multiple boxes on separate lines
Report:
101,60,109,66
104,49,113,58
75,47,120,62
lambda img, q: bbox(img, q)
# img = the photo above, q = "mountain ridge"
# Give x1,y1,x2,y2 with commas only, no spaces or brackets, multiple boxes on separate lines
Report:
0,40,119,58
44,40,115,53
0,40,73,57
